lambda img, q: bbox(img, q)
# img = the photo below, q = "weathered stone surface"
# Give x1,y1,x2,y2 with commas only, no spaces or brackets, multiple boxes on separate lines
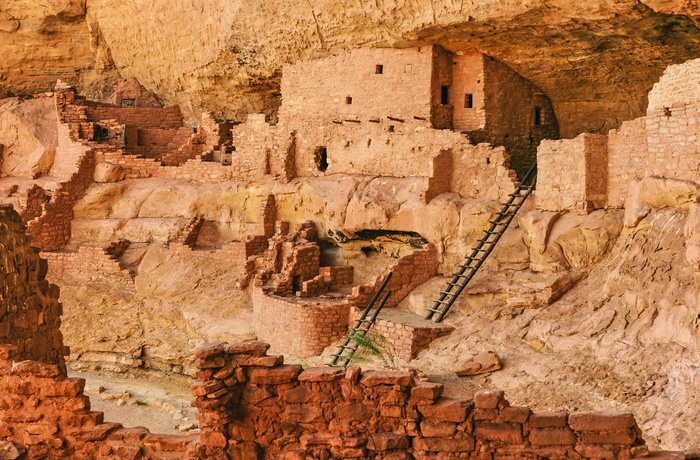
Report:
94,163,126,183
568,411,637,432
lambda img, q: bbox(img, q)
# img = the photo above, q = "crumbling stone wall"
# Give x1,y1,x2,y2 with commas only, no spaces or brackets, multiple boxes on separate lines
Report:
0,205,65,365
193,340,652,460
536,134,608,214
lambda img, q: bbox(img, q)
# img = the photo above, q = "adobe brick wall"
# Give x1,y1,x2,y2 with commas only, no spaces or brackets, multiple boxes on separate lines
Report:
108,78,163,109
482,56,559,177
41,245,133,285
192,340,655,460
251,288,351,357
645,102,700,181
370,317,454,362
84,105,183,130
607,117,648,208
280,47,437,126
0,205,65,366
647,57,700,114
25,148,95,251
452,52,487,132
536,134,608,214
347,244,439,309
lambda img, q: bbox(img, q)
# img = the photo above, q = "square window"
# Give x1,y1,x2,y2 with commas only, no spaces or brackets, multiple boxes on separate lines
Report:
346,96,353,105
465,94,473,109
375,65,384,74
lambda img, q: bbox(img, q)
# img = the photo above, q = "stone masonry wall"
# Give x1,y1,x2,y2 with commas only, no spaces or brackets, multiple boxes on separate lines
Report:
347,244,439,310
452,52,486,132
645,102,700,182
647,57,700,113
84,105,183,130
192,340,654,460
482,57,559,177
41,245,133,285
0,205,65,365
251,288,351,357
536,134,608,214
607,117,648,208
280,47,437,126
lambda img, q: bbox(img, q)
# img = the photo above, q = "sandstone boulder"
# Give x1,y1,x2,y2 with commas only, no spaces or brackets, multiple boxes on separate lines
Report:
624,177,697,227
94,162,126,183
0,97,57,178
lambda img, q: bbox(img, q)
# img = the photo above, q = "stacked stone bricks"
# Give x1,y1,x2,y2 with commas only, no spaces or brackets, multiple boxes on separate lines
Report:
193,340,655,460
0,205,65,365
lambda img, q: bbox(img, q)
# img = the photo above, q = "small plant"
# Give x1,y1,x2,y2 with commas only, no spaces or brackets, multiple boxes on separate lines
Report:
347,330,398,369
135,400,148,406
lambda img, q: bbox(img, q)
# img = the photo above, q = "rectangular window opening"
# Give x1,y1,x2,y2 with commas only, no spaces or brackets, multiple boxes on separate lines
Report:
465,94,473,109
375,64,384,74
346,96,353,105
441,86,449,105
534,107,543,126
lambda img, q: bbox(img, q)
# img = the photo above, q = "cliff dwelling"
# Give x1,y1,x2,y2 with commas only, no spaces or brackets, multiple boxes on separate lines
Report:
3,1,700,459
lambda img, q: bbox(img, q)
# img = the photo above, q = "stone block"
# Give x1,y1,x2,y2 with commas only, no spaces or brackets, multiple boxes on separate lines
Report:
411,382,444,400
298,367,346,382
412,436,475,452
474,390,504,409
248,365,302,385
367,433,409,451
473,422,523,444
568,411,636,432
418,397,474,423
530,411,568,428
359,370,413,387
529,428,576,446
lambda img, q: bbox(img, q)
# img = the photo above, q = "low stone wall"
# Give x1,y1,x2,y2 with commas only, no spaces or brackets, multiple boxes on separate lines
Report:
0,345,198,459
41,245,133,284
193,340,653,460
251,288,351,357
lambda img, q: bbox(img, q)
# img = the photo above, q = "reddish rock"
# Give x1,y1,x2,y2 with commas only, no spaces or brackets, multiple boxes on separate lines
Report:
194,342,226,360
249,365,302,384
201,429,227,447
530,412,568,428
529,428,576,446
70,422,122,442
298,367,346,382
112,445,142,460
418,397,474,423
191,380,224,397
235,355,284,367
10,361,61,378
578,429,636,445
225,341,270,357
474,422,523,443
196,357,226,369
412,437,476,452
568,411,637,432
359,370,413,387
474,390,505,409
420,420,457,438
283,404,324,423
42,378,84,397
143,434,199,451
411,382,444,400
367,433,409,451
473,408,499,421
501,406,531,424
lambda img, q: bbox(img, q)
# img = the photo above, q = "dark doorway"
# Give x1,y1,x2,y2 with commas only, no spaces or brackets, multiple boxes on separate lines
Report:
314,147,328,172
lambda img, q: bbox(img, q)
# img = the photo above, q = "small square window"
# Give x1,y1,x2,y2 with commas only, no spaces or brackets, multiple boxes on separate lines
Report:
375,65,384,74
346,96,353,105
120,98,135,108
465,94,473,109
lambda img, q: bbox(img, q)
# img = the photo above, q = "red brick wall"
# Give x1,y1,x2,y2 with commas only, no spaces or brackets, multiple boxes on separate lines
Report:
0,205,65,366
192,340,654,460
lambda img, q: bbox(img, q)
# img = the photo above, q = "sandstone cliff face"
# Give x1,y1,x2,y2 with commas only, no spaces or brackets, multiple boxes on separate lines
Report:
3,1,700,137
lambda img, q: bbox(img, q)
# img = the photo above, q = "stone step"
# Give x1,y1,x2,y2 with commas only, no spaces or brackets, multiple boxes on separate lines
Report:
363,307,454,362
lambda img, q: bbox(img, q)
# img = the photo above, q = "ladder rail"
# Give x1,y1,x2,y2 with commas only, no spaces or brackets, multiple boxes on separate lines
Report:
328,272,393,366
328,289,392,368
425,162,537,323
